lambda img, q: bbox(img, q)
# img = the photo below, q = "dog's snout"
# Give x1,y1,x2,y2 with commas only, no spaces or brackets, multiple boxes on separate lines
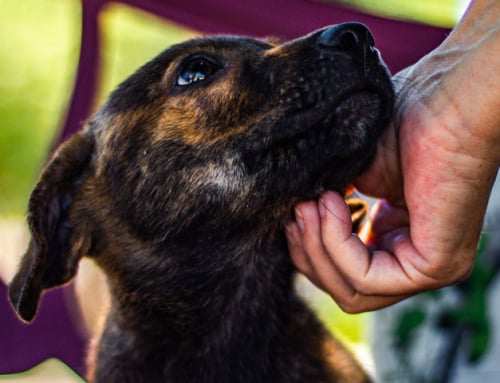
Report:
317,23,375,57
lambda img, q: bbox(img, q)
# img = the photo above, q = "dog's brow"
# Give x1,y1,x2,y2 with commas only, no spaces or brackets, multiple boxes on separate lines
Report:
183,37,273,54
242,39,275,50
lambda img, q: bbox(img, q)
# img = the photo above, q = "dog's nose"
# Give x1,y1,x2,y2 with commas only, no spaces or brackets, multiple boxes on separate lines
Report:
317,23,375,57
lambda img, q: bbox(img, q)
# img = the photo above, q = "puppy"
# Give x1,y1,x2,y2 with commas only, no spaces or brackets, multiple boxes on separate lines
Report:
9,22,393,382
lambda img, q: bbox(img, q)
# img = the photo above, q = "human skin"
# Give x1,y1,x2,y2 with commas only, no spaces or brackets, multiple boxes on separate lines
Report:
285,0,500,313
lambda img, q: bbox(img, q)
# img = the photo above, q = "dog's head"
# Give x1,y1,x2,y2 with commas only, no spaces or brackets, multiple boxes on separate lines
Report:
10,23,393,322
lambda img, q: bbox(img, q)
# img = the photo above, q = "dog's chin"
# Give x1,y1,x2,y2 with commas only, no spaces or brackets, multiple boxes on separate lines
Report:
287,88,389,157
329,91,383,151
281,91,389,201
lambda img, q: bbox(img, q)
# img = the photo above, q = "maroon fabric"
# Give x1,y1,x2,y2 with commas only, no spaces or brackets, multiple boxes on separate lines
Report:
118,0,448,73
0,282,87,376
2,0,450,377
58,0,101,146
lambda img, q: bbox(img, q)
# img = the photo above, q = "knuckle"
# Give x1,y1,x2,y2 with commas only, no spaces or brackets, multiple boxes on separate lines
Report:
334,293,365,314
348,277,372,297
337,302,363,314
417,249,476,288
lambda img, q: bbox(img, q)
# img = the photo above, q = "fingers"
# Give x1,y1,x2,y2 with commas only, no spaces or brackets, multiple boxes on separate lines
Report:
288,200,358,298
285,194,412,313
318,193,420,294
286,218,323,289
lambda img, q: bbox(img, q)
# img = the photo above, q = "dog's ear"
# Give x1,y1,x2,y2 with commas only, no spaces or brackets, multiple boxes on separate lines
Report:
9,132,94,322
346,197,368,234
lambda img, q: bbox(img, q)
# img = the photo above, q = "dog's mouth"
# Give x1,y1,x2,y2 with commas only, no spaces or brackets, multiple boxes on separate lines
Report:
315,89,386,150
242,87,390,173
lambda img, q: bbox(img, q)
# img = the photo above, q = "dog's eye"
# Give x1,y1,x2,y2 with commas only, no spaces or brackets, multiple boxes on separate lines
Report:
177,58,220,86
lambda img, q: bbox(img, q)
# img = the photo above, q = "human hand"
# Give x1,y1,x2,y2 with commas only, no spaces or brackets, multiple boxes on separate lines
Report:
286,0,500,313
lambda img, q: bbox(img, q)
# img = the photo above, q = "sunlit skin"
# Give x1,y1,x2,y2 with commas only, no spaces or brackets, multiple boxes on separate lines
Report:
286,0,500,313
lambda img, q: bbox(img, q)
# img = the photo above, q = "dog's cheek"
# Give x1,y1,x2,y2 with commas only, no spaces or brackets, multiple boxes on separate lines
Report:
96,142,236,241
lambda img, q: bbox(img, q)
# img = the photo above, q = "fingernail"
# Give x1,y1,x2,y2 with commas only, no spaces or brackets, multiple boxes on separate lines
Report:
295,208,305,233
319,197,326,218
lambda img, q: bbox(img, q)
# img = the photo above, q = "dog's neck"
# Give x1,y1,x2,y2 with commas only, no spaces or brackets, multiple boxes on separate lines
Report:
92,231,304,382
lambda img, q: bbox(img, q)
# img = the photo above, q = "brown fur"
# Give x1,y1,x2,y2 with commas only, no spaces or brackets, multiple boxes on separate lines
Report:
9,23,393,382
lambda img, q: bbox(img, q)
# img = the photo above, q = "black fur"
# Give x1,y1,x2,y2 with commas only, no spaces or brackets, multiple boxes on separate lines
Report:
10,23,393,382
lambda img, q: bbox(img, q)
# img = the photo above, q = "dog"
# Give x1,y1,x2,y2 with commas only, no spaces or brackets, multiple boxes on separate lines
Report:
9,22,393,382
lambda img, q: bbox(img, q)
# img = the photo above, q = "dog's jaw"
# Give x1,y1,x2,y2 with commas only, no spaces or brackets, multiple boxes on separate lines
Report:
234,30,393,210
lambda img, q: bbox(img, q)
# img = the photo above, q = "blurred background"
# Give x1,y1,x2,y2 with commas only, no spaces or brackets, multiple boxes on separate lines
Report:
0,0,469,382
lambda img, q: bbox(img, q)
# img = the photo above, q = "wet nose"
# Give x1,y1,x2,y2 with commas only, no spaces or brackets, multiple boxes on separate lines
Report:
317,22,375,57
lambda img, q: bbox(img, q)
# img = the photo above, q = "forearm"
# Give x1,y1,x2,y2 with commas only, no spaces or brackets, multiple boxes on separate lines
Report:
431,0,500,160
445,0,500,47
